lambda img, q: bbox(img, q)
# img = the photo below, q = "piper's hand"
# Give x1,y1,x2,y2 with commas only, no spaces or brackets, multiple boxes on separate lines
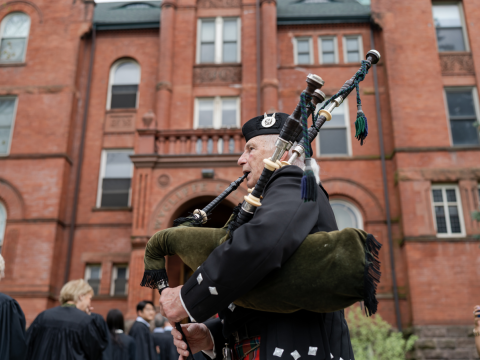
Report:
159,286,188,323
172,323,214,360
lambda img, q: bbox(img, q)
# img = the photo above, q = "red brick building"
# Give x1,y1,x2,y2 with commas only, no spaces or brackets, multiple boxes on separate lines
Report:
0,0,479,357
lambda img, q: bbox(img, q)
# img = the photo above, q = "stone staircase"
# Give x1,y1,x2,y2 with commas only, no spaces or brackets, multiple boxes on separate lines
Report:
408,326,479,360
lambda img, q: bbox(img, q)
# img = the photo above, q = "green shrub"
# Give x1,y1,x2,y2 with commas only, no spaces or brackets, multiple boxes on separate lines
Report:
347,306,418,360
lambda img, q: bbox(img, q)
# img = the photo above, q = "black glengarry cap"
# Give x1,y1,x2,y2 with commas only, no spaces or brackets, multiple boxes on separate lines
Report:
242,113,303,143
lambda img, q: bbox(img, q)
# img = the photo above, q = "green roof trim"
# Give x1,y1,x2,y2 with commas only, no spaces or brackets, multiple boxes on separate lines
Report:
277,0,370,24
93,0,370,29
93,1,161,29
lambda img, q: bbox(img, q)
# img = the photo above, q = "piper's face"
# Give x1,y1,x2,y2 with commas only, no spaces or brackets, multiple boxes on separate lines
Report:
238,136,272,188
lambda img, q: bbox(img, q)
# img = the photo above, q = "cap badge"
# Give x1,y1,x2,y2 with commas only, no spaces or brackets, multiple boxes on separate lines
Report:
261,113,276,128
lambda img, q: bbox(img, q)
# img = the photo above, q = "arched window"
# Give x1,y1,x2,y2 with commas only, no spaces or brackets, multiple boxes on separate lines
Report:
108,60,140,109
330,200,363,230
0,202,6,253
0,12,31,63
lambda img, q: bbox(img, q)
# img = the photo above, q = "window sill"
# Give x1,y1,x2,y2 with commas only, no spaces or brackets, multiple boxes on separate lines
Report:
92,294,128,300
105,108,137,113
92,207,132,212
0,62,26,67
194,63,241,68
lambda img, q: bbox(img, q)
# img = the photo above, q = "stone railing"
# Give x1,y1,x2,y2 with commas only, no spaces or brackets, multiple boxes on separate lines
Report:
156,128,244,155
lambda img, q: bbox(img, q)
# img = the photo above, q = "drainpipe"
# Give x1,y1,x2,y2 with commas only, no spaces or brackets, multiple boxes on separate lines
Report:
370,24,402,331
256,0,261,115
64,25,96,284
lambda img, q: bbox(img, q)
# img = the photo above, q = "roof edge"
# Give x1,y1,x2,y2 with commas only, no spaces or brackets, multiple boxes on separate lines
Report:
95,22,160,30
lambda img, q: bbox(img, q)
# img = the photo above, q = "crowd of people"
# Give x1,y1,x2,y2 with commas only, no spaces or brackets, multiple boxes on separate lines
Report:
0,254,179,360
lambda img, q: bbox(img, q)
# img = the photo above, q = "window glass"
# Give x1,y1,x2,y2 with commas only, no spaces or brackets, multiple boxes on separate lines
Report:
0,202,6,254
319,100,348,155
198,99,214,128
221,99,237,127
296,39,310,64
196,97,239,129
345,37,360,63
431,186,464,236
330,201,362,230
110,61,140,109
321,38,335,64
100,151,133,208
113,62,140,85
196,138,202,154
223,19,237,63
200,20,215,63
445,89,479,146
433,4,466,52
229,138,234,153
0,13,30,62
112,265,128,296
0,98,16,155
85,265,101,295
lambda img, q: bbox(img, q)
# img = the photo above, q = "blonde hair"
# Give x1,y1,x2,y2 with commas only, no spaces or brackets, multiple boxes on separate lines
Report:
0,254,4,279
59,279,94,305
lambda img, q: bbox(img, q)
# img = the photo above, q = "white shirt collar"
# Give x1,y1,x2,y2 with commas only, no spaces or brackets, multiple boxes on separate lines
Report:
164,326,173,332
115,329,124,334
154,327,165,333
136,316,151,328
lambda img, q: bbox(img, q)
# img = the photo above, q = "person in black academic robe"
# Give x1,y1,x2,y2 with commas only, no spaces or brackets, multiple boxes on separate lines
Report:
159,113,355,360
106,309,136,360
26,304,109,359
0,292,27,360
129,300,157,360
152,315,177,360
91,312,113,360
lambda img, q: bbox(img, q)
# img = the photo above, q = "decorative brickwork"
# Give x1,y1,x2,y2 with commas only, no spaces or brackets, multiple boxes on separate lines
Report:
193,65,242,85
439,53,475,76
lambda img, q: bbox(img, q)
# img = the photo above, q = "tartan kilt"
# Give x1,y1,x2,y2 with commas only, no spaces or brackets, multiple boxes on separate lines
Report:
232,336,261,360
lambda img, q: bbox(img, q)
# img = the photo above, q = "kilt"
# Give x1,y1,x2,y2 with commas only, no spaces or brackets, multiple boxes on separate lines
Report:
232,336,261,360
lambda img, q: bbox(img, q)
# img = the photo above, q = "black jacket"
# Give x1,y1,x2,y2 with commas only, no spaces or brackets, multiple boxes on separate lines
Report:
181,166,354,360
152,329,178,360
0,292,27,360
129,321,157,360
26,305,109,360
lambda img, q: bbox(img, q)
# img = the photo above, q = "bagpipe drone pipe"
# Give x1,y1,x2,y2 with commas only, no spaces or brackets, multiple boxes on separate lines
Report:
141,50,382,319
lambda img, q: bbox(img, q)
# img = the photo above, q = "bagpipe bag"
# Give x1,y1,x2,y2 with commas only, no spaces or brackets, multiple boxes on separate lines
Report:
144,220,381,315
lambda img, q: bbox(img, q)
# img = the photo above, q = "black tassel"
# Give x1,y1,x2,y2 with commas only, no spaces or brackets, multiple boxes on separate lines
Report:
301,158,317,202
140,269,169,290
363,234,382,316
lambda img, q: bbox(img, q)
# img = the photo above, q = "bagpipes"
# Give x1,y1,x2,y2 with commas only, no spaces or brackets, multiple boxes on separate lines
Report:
141,50,382,354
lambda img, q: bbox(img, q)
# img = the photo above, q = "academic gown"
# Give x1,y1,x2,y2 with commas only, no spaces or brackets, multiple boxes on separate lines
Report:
26,305,109,360
0,292,27,360
91,312,113,360
111,333,136,360
180,166,355,360
129,321,157,360
152,329,178,360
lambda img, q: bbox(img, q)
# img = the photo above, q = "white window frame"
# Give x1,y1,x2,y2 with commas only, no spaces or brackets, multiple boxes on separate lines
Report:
196,17,241,64
96,149,134,208
0,12,31,63
0,202,6,254
193,96,240,129
432,1,470,52
293,37,313,65
443,87,480,147
330,200,363,230
0,96,18,157
84,264,102,295
431,184,466,237
318,36,339,64
106,59,141,110
110,264,129,296
342,35,364,63
316,98,352,156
